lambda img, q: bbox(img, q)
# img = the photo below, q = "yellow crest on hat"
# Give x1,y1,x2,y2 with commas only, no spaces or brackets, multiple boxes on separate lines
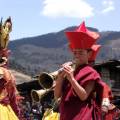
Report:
0,17,12,49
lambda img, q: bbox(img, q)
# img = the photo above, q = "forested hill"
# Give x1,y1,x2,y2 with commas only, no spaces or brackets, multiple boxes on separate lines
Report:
8,26,120,76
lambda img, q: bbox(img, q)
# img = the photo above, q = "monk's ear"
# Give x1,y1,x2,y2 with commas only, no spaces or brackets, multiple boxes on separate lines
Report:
88,50,92,59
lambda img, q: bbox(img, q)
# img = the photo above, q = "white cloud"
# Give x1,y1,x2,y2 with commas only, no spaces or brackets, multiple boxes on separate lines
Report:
101,0,115,14
41,0,94,18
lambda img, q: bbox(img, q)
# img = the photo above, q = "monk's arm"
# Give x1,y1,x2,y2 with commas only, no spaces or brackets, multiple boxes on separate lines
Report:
69,79,95,101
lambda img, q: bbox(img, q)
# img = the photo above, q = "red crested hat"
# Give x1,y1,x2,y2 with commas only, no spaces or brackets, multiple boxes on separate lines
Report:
65,21,100,49
89,44,101,61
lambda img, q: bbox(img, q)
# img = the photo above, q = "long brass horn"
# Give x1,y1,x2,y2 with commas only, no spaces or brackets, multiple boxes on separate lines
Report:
31,89,53,102
38,62,74,89
38,71,59,89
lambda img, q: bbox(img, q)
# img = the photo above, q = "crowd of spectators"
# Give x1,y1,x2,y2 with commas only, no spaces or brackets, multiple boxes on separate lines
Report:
18,95,54,120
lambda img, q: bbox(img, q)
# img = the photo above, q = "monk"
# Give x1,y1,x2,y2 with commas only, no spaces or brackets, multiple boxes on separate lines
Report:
54,21,103,120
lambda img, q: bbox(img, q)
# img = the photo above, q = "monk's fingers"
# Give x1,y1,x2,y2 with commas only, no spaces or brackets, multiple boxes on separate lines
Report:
63,67,72,73
62,61,72,67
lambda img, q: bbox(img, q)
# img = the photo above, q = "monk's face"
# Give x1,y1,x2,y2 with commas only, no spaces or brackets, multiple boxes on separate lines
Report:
72,49,90,66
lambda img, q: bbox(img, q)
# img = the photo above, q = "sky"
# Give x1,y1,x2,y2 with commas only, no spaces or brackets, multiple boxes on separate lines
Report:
0,0,120,40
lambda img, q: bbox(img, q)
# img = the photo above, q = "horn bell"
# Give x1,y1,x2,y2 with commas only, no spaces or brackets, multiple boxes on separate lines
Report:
31,89,54,102
38,72,54,89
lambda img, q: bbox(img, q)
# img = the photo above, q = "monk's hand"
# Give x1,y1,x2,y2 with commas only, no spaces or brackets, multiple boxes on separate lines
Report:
57,68,66,81
62,64,74,82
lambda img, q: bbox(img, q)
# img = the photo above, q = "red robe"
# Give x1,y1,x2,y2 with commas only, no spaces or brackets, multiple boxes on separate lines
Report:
0,67,20,118
59,64,103,120
101,83,120,120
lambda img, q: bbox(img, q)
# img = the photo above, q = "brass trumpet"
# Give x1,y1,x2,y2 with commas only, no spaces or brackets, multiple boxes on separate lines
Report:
31,88,54,102
38,62,74,89
38,71,59,89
